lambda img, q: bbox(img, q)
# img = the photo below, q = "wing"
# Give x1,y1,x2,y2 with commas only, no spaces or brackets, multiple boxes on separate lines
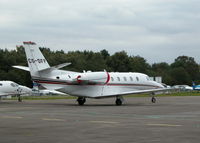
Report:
48,90,66,95
101,88,172,98
0,92,18,96
0,91,31,97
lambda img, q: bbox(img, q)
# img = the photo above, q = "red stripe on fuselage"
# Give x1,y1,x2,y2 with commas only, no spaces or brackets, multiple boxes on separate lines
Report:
34,80,160,88
105,72,110,84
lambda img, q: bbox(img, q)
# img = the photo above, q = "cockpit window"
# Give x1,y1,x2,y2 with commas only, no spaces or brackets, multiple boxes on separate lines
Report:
111,77,114,81
11,83,16,87
123,77,127,81
146,76,150,81
10,83,19,87
136,77,139,81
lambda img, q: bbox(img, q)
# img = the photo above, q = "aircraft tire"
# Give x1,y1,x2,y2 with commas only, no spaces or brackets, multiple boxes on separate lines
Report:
151,97,156,103
77,97,86,105
115,99,122,106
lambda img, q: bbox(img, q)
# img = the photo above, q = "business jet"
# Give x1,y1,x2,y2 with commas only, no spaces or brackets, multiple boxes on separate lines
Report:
0,81,32,102
14,41,168,105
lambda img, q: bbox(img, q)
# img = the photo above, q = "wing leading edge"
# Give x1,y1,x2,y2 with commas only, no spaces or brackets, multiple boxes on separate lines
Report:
100,88,172,98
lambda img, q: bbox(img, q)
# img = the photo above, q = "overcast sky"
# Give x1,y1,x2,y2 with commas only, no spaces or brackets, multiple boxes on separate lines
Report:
0,0,199,64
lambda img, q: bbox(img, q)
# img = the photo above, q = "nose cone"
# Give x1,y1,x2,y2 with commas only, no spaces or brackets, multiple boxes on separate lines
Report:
26,87,32,93
158,83,165,88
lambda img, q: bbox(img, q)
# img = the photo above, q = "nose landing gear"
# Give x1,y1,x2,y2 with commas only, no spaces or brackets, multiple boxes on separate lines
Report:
115,96,124,106
150,92,156,103
77,97,86,105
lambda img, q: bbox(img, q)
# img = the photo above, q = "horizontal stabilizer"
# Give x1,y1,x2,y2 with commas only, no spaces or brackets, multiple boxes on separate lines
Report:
13,63,71,73
13,66,30,71
52,62,71,69
38,62,71,72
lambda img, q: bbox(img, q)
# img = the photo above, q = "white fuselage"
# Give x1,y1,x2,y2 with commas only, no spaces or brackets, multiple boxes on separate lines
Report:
0,81,32,97
32,71,164,98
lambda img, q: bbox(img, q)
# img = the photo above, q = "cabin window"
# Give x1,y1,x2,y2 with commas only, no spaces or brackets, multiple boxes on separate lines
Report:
111,77,114,81
136,77,139,81
130,77,133,81
117,77,120,81
56,76,60,79
0,83,2,86
123,77,127,81
68,75,71,78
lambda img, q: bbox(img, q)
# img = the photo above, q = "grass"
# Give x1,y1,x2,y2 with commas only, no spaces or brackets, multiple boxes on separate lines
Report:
5,91,200,100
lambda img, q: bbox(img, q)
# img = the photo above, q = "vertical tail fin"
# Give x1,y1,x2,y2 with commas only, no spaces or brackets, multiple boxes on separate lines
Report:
23,41,50,77
32,81,39,90
192,81,196,90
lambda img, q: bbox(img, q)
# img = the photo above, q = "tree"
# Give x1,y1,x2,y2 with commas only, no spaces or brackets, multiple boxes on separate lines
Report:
151,62,172,84
107,51,131,72
100,49,110,59
129,56,150,74
0,46,200,87
170,67,190,85
171,56,200,83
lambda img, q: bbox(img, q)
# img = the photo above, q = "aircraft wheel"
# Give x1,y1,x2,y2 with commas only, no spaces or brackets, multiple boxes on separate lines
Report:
151,97,156,103
18,95,22,102
77,97,86,105
115,98,122,106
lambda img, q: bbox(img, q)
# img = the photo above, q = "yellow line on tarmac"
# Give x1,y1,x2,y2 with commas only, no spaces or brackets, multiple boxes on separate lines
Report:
147,123,182,127
42,118,65,122
90,121,119,124
1,115,23,119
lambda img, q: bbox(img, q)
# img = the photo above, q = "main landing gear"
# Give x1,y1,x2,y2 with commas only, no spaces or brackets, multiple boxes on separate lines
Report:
151,97,156,103
115,96,124,106
77,97,86,105
17,88,22,102
17,95,22,102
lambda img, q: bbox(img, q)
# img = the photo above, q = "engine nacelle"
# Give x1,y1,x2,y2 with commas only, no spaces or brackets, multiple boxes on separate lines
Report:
75,72,110,85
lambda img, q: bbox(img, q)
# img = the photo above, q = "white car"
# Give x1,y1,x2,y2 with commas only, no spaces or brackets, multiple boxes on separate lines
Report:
172,85,193,91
